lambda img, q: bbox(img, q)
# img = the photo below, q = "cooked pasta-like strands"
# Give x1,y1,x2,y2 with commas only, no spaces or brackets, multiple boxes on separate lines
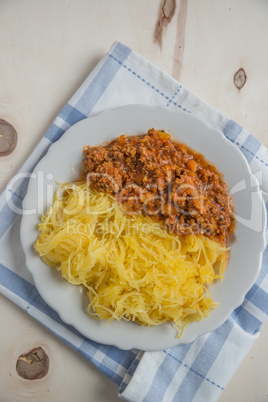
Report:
35,182,229,336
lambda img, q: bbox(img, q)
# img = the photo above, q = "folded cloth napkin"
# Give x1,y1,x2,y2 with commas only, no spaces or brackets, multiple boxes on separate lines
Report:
1,41,268,402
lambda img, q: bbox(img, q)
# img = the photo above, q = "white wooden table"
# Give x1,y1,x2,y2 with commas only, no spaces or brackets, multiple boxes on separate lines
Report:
1,1,268,400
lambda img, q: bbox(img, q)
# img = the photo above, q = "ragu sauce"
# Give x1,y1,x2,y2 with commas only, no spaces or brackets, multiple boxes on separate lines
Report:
83,129,235,245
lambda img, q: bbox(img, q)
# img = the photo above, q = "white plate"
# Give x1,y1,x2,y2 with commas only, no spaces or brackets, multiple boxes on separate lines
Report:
20,105,267,351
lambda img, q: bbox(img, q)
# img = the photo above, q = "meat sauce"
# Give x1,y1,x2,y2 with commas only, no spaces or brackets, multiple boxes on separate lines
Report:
83,129,235,245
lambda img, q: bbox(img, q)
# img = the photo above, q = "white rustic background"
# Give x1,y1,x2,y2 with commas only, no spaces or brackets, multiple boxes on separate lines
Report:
0,1,268,400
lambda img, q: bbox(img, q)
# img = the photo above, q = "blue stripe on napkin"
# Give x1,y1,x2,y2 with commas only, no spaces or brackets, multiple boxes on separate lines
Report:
246,284,268,314
222,120,243,142
231,306,262,333
45,123,65,142
0,204,18,239
75,43,132,116
58,105,87,127
172,321,233,400
241,135,262,164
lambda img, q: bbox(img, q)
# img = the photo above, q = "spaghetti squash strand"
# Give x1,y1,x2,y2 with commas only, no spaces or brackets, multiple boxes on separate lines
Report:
34,182,229,336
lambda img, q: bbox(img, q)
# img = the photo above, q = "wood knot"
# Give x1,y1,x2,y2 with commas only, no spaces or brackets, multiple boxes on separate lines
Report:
162,0,176,19
154,0,176,48
0,120,17,156
16,347,49,380
234,68,247,90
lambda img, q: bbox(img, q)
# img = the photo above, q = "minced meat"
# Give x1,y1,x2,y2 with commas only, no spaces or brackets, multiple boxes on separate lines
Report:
83,129,234,245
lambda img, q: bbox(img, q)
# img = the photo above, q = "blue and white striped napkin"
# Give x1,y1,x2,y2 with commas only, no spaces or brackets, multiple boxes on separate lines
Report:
1,42,268,402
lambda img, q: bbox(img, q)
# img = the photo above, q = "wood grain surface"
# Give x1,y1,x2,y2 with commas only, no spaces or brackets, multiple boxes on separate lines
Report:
0,1,267,401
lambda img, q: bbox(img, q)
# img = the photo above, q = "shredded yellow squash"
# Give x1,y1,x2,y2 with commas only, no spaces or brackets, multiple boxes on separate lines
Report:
34,182,229,336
